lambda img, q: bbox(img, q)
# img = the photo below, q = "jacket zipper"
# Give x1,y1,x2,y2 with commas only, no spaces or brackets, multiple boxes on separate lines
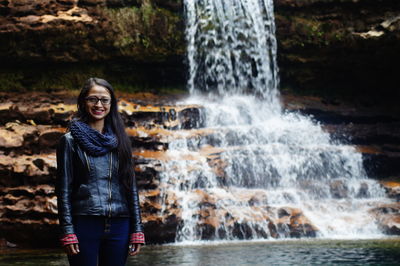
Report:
108,151,113,217
83,151,90,172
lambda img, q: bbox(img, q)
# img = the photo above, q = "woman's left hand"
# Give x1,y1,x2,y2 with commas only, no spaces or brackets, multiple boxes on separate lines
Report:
129,243,141,256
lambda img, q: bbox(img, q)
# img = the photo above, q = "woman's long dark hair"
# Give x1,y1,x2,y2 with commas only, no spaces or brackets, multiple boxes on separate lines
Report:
73,77,134,189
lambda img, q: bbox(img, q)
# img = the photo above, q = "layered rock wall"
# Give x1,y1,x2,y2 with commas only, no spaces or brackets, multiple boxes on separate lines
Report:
1,92,399,247
0,91,201,246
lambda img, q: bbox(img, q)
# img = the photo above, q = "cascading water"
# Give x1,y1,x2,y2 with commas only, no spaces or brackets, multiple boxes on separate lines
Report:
159,0,392,242
185,0,280,107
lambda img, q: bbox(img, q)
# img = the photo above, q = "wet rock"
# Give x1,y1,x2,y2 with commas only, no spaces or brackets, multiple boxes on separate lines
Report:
232,222,253,240
380,216,400,235
370,203,400,235
140,190,162,214
248,193,268,207
275,207,318,238
330,180,348,199
134,162,161,190
179,107,206,129
140,189,182,243
143,214,180,244
356,182,370,198
380,181,400,202
197,223,216,240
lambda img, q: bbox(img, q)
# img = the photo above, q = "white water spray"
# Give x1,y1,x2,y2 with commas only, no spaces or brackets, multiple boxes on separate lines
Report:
159,0,391,242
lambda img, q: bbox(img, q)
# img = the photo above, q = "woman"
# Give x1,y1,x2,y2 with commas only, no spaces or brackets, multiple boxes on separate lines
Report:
56,78,144,266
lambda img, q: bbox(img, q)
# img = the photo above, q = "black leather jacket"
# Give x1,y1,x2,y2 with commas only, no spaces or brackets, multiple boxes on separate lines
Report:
56,132,144,235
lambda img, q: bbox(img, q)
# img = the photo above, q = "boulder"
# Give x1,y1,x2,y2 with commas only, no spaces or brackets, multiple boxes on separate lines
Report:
275,207,318,238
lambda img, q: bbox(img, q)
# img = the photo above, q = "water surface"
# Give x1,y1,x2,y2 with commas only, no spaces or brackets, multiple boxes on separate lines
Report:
1,239,399,265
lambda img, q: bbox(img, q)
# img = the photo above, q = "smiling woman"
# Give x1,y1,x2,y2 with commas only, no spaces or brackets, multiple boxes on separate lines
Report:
84,86,112,127
55,78,145,266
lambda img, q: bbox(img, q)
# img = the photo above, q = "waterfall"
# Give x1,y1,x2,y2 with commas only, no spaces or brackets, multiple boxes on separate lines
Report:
185,0,280,108
159,0,392,242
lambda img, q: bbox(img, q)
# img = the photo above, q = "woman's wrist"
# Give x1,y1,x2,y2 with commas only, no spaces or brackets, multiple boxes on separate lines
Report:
60,234,79,246
130,232,145,244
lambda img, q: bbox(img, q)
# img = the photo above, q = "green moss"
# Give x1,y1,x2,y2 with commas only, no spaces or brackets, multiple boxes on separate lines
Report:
102,3,185,61
0,61,186,94
0,72,25,91
277,14,349,49
32,67,104,90
113,84,187,95
142,1,154,26
103,6,141,49
0,65,105,91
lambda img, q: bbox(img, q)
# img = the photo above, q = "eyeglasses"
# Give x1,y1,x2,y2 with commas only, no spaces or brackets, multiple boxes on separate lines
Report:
85,96,111,105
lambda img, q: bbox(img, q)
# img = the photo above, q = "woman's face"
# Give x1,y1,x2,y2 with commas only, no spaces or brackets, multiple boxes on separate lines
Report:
84,85,112,121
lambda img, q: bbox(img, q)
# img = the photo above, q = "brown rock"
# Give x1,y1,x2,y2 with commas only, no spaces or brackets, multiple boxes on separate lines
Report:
370,203,400,235
38,126,66,148
0,185,57,223
0,154,56,178
0,127,24,148
275,207,319,238
380,181,400,201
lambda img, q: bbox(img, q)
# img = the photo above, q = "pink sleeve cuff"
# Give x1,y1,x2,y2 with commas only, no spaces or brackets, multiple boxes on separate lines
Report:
130,232,145,244
60,234,79,246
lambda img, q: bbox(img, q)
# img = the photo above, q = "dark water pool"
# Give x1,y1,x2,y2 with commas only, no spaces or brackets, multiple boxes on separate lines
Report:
1,239,400,265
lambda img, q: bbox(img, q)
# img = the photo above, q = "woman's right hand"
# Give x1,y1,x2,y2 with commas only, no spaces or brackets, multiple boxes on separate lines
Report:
64,243,80,255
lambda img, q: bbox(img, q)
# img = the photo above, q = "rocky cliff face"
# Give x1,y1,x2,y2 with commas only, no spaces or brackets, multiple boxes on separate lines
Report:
275,0,400,104
1,0,399,104
0,0,186,90
0,0,185,62
1,0,400,248
1,92,399,247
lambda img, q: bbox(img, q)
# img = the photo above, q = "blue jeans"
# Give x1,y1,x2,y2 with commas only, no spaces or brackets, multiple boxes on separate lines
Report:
68,216,130,266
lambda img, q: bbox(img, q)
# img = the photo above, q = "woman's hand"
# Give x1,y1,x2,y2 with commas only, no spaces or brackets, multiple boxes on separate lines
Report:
60,234,79,255
129,243,141,256
64,243,80,255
